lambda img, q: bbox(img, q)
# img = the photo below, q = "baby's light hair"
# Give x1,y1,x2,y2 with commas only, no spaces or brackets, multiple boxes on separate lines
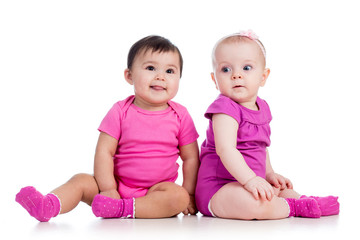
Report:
212,30,266,68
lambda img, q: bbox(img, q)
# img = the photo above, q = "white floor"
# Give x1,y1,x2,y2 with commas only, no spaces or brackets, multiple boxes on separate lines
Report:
3,196,356,240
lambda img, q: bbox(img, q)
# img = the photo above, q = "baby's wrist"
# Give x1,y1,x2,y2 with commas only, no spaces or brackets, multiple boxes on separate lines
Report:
243,175,257,186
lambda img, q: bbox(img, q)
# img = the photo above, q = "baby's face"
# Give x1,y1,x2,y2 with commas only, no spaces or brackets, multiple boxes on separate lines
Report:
212,40,269,110
125,50,181,111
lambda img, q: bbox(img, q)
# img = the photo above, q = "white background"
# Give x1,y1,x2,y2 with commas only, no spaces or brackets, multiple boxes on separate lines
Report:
1,0,359,239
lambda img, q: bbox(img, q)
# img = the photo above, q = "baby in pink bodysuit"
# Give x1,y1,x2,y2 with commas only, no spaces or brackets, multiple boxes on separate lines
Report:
16,35,199,221
195,30,340,219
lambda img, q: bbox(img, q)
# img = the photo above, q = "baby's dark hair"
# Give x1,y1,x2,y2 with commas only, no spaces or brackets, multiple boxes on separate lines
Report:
127,35,183,77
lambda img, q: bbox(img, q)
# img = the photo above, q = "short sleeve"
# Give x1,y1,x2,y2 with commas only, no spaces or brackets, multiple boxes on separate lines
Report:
261,99,272,122
178,108,199,146
205,95,241,123
98,102,122,140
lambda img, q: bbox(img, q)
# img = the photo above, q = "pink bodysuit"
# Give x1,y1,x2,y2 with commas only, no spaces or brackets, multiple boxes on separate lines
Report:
195,94,272,216
98,95,199,198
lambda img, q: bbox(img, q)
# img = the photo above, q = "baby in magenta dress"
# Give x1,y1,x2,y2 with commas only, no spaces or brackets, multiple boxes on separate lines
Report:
195,30,340,219
16,35,199,221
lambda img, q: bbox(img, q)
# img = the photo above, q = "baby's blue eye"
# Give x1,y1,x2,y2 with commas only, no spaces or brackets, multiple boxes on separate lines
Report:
146,66,155,71
243,65,252,71
221,67,231,73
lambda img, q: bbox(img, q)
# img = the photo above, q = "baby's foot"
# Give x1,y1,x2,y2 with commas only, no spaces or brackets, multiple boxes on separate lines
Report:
286,198,321,218
92,194,134,218
301,195,339,216
15,186,60,222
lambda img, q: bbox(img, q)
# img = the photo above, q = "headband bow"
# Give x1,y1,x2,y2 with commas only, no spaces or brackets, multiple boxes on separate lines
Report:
238,30,259,40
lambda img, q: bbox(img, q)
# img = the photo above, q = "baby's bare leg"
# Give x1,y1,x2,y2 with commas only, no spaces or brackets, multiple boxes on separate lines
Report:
211,182,289,220
278,188,301,199
91,182,189,219
16,173,99,221
51,173,99,214
135,182,189,218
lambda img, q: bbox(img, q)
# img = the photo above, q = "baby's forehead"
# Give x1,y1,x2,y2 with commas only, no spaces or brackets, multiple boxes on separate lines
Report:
212,38,265,65
139,48,180,60
217,37,258,52
222,35,252,44
136,48,173,59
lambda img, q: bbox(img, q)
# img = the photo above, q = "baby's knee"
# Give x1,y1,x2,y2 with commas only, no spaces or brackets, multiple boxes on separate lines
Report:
69,173,97,189
69,173,93,182
69,173,99,204
167,185,190,213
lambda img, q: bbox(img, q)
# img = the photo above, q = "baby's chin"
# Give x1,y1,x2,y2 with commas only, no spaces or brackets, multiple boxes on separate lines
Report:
224,93,258,109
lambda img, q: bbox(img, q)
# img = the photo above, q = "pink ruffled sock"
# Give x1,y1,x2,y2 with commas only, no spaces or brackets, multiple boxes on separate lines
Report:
285,198,321,218
15,186,61,222
91,194,135,219
300,195,340,216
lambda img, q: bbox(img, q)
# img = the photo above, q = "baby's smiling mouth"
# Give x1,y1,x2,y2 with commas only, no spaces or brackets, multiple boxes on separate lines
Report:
150,85,166,90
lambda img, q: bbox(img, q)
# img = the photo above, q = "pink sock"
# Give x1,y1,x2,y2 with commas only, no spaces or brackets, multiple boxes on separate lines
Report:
285,198,321,218
15,186,61,222
91,194,135,219
301,195,339,216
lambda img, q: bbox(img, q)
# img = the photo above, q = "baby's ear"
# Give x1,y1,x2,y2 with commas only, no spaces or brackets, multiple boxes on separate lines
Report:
211,72,219,90
124,69,133,85
260,68,270,87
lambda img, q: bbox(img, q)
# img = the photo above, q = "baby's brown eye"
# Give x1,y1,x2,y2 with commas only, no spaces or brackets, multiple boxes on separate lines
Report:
146,66,155,71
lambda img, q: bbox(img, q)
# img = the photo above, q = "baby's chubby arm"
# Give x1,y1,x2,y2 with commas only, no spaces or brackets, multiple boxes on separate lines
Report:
94,132,120,199
212,113,274,201
179,141,199,215
265,149,293,190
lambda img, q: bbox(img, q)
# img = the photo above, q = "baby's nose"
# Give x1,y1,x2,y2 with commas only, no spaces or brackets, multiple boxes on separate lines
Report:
231,73,243,80
155,74,165,81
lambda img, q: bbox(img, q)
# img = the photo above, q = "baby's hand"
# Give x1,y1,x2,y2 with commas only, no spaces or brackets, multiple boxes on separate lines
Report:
244,176,274,201
100,189,121,199
182,194,197,215
266,172,293,190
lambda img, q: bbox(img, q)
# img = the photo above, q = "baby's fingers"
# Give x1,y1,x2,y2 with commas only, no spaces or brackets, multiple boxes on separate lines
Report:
251,188,260,200
271,177,281,188
278,178,287,190
266,187,274,201
259,187,273,201
182,208,189,215
188,206,198,215
285,178,293,189
258,188,267,201
260,185,273,201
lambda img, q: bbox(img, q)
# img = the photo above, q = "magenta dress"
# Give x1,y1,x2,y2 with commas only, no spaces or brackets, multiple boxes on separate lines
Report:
195,94,272,216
